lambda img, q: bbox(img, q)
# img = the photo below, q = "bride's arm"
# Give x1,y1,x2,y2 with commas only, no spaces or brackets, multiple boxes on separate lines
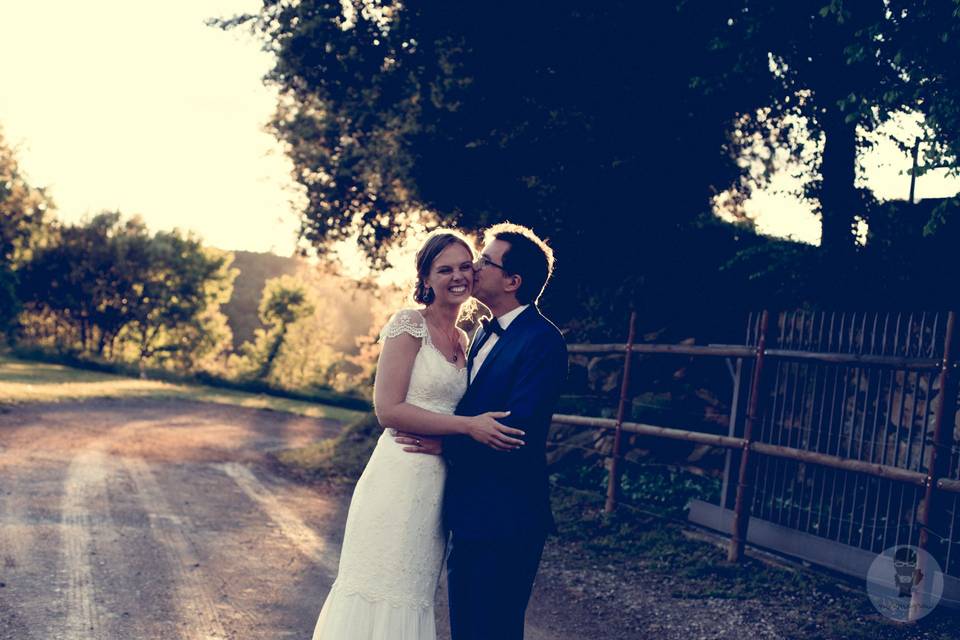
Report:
374,331,524,451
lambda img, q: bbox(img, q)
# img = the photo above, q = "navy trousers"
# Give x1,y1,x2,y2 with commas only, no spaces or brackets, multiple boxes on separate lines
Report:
446,533,547,640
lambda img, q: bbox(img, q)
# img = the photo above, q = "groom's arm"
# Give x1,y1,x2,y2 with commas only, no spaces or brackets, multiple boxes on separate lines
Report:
392,430,444,455
492,329,568,466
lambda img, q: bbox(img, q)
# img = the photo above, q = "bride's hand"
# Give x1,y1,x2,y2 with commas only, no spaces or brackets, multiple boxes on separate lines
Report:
466,411,525,451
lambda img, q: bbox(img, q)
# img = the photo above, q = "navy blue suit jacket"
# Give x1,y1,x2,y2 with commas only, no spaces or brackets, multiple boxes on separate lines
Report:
443,305,567,540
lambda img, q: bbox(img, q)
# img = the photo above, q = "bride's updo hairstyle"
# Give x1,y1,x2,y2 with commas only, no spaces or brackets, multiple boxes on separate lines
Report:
413,230,476,305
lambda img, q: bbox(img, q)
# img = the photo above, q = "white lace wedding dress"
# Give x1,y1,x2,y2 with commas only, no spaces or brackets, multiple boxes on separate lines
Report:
311,309,467,640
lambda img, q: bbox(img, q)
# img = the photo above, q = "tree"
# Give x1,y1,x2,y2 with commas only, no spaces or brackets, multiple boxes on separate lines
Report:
243,274,316,381
872,1,960,233
701,2,960,264
121,230,236,377
0,127,53,336
17,213,120,352
218,1,771,334
696,2,896,265
18,214,237,372
223,2,960,331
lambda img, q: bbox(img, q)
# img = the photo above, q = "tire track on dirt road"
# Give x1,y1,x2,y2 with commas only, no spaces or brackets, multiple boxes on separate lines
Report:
2,457,64,640
216,462,339,577
61,449,114,640
123,456,228,640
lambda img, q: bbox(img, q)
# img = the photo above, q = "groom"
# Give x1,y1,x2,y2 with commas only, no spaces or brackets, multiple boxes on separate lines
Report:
401,222,568,639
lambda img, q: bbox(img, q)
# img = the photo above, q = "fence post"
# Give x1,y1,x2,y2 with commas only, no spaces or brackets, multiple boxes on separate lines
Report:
910,310,958,621
728,309,770,562
605,311,637,515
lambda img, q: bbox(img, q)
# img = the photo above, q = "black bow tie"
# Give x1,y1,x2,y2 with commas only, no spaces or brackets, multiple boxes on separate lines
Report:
480,317,504,336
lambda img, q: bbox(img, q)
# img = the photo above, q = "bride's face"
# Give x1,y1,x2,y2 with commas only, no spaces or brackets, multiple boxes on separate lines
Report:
425,243,474,306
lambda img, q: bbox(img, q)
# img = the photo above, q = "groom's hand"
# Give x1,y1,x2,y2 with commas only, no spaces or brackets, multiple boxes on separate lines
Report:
393,431,443,455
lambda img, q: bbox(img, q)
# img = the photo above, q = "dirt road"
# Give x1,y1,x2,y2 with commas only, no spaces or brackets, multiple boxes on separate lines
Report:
0,398,583,640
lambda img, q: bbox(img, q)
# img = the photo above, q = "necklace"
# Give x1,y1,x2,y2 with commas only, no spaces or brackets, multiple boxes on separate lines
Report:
425,312,461,363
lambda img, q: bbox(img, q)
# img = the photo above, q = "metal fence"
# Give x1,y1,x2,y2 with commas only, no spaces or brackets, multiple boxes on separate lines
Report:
551,310,960,619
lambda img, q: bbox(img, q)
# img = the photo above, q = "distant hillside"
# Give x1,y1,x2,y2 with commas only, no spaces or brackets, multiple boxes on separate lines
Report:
220,250,383,356
222,250,304,350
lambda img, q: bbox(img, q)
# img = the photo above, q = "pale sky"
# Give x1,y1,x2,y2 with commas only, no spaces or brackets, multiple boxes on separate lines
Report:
0,2,957,262
0,0,303,255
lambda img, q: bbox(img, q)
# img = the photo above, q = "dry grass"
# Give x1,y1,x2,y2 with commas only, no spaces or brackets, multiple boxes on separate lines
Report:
0,354,364,422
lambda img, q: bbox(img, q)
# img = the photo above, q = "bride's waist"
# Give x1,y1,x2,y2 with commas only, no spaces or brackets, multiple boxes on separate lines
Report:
403,396,458,414
375,429,448,458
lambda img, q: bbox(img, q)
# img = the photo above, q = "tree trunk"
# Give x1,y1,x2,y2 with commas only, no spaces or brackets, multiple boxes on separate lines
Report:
258,324,287,381
96,328,108,356
817,104,860,266
80,317,88,353
139,329,149,379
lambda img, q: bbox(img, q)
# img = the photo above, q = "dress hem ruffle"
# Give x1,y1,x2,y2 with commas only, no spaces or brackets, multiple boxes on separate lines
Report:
311,581,438,640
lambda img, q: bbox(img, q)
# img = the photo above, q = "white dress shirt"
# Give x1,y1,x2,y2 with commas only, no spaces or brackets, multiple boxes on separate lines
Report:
469,304,529,383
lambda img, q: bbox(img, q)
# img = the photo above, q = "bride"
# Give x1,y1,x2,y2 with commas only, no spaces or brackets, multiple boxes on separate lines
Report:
311,230,526,640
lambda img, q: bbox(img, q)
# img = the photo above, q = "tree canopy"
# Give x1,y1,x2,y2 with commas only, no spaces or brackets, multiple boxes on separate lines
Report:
219,2,960,332
17,213,237,370
0,128,54,334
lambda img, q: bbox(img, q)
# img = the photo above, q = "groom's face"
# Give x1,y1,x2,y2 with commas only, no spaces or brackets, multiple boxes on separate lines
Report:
472,239,511,306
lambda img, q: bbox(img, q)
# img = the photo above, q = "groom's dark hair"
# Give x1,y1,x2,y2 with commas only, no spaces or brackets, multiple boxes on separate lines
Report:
485,223,555,305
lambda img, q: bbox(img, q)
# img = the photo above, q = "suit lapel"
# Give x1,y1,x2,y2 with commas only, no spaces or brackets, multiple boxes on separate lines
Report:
466,326,487,384
468,306,538,390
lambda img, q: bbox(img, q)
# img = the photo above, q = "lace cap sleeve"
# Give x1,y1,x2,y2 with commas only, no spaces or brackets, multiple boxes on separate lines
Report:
378,309,427,344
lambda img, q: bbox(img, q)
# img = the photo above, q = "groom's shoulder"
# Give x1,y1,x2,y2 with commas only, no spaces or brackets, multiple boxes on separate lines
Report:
529,308,566,349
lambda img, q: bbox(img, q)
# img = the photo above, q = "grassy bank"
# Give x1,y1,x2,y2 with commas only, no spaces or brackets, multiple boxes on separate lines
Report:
0,353,365,422
271,411,381,483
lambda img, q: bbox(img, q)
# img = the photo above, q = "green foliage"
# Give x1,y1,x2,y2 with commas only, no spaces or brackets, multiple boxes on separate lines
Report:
0,128,53,268
119,228,236,366
232,274,314,381
258,274,314,326
219,1,776,333
617,466,721,518
225,267,388,394
550,460,720,519
700,2,960,261
220,2,960,338
0,127,54,335
220,250,302,349
877,2,960,174
16,213,236,374
0,266,18,340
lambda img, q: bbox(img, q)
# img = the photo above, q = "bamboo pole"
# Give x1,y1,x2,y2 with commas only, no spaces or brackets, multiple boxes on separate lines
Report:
604,311,636,515
568,343,755,358
566,343,940,370
750,442,927,487
937,478,960,494
550,414,930,487
729,310,769,562
910,311,957,621
552,414,745,449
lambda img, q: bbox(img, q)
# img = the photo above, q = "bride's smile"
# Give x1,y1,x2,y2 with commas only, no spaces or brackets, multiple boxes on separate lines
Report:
423,242,475,305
